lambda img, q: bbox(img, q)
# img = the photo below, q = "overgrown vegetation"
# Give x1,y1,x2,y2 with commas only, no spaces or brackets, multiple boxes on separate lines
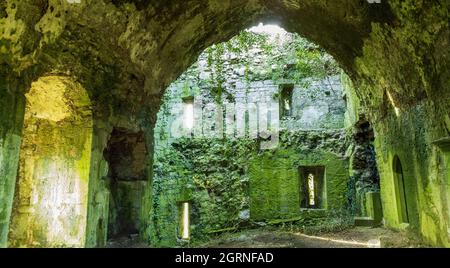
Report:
151,129,352,246
183,27,342,103
151,138,257,246
151,26,351,247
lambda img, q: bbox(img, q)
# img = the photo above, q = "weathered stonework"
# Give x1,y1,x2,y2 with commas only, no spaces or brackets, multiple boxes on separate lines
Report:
151,29,351,246
8,76,93,247
0,0,448,247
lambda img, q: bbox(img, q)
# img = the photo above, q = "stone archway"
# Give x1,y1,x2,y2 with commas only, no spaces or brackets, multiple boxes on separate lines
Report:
0,0,449,247
7,76,93,248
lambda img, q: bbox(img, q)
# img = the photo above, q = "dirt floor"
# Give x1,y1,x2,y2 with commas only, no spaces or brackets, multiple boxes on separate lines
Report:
106,227,424,248
197,227,422,248
106,234,149,248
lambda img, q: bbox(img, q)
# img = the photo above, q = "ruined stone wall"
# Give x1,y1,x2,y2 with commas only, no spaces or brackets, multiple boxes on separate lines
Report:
373,104,450,246
160,77,344,141
249,131,350,221
152,131,351,247
0,0,449,247
84,118,154,248
0,73,152,248
155,30,345,144
349,1,450,246
151,30,351,246
0,70,152,249
0,0,388,247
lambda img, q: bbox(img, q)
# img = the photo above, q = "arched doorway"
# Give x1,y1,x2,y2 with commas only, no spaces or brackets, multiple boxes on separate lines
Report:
103,128,149,243
8,76,93,247
393,156,409,224
150,24,352,246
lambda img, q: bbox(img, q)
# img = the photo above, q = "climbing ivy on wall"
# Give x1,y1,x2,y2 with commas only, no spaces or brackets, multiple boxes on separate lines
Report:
150,26,350,247
151,138,257,246
293,39,341,87
151,130,353,246
178,27,342,105
198,28,342,103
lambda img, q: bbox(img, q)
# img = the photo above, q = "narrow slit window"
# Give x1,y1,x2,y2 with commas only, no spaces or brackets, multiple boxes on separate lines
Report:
180,202,190,239
308,173,315,206
299,166,325,209
279,84,294,118
183,97,194,131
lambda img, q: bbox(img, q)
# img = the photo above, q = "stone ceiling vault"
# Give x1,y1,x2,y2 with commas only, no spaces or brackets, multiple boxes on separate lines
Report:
0,0,394,121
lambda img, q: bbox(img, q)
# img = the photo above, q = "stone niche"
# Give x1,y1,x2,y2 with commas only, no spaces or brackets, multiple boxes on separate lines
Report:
103,128,149,239
8,76,93,248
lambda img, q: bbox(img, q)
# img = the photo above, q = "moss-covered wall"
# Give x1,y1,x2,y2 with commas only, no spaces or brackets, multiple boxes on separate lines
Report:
374,104,449,246
150,138,255,247
342,72,361,129
249,149,300,221
350,1,450,246
250,142,350,221
150,25,352,247
1,0,449,247
152,129,350,247
0,73,25,248
84,121,154,248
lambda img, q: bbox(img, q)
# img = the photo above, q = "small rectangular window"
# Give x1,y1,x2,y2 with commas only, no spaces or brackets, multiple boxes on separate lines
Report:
299,166,325,209
182,97,194,131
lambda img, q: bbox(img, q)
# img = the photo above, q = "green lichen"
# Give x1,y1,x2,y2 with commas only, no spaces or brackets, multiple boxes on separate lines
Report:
151,129,351,247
